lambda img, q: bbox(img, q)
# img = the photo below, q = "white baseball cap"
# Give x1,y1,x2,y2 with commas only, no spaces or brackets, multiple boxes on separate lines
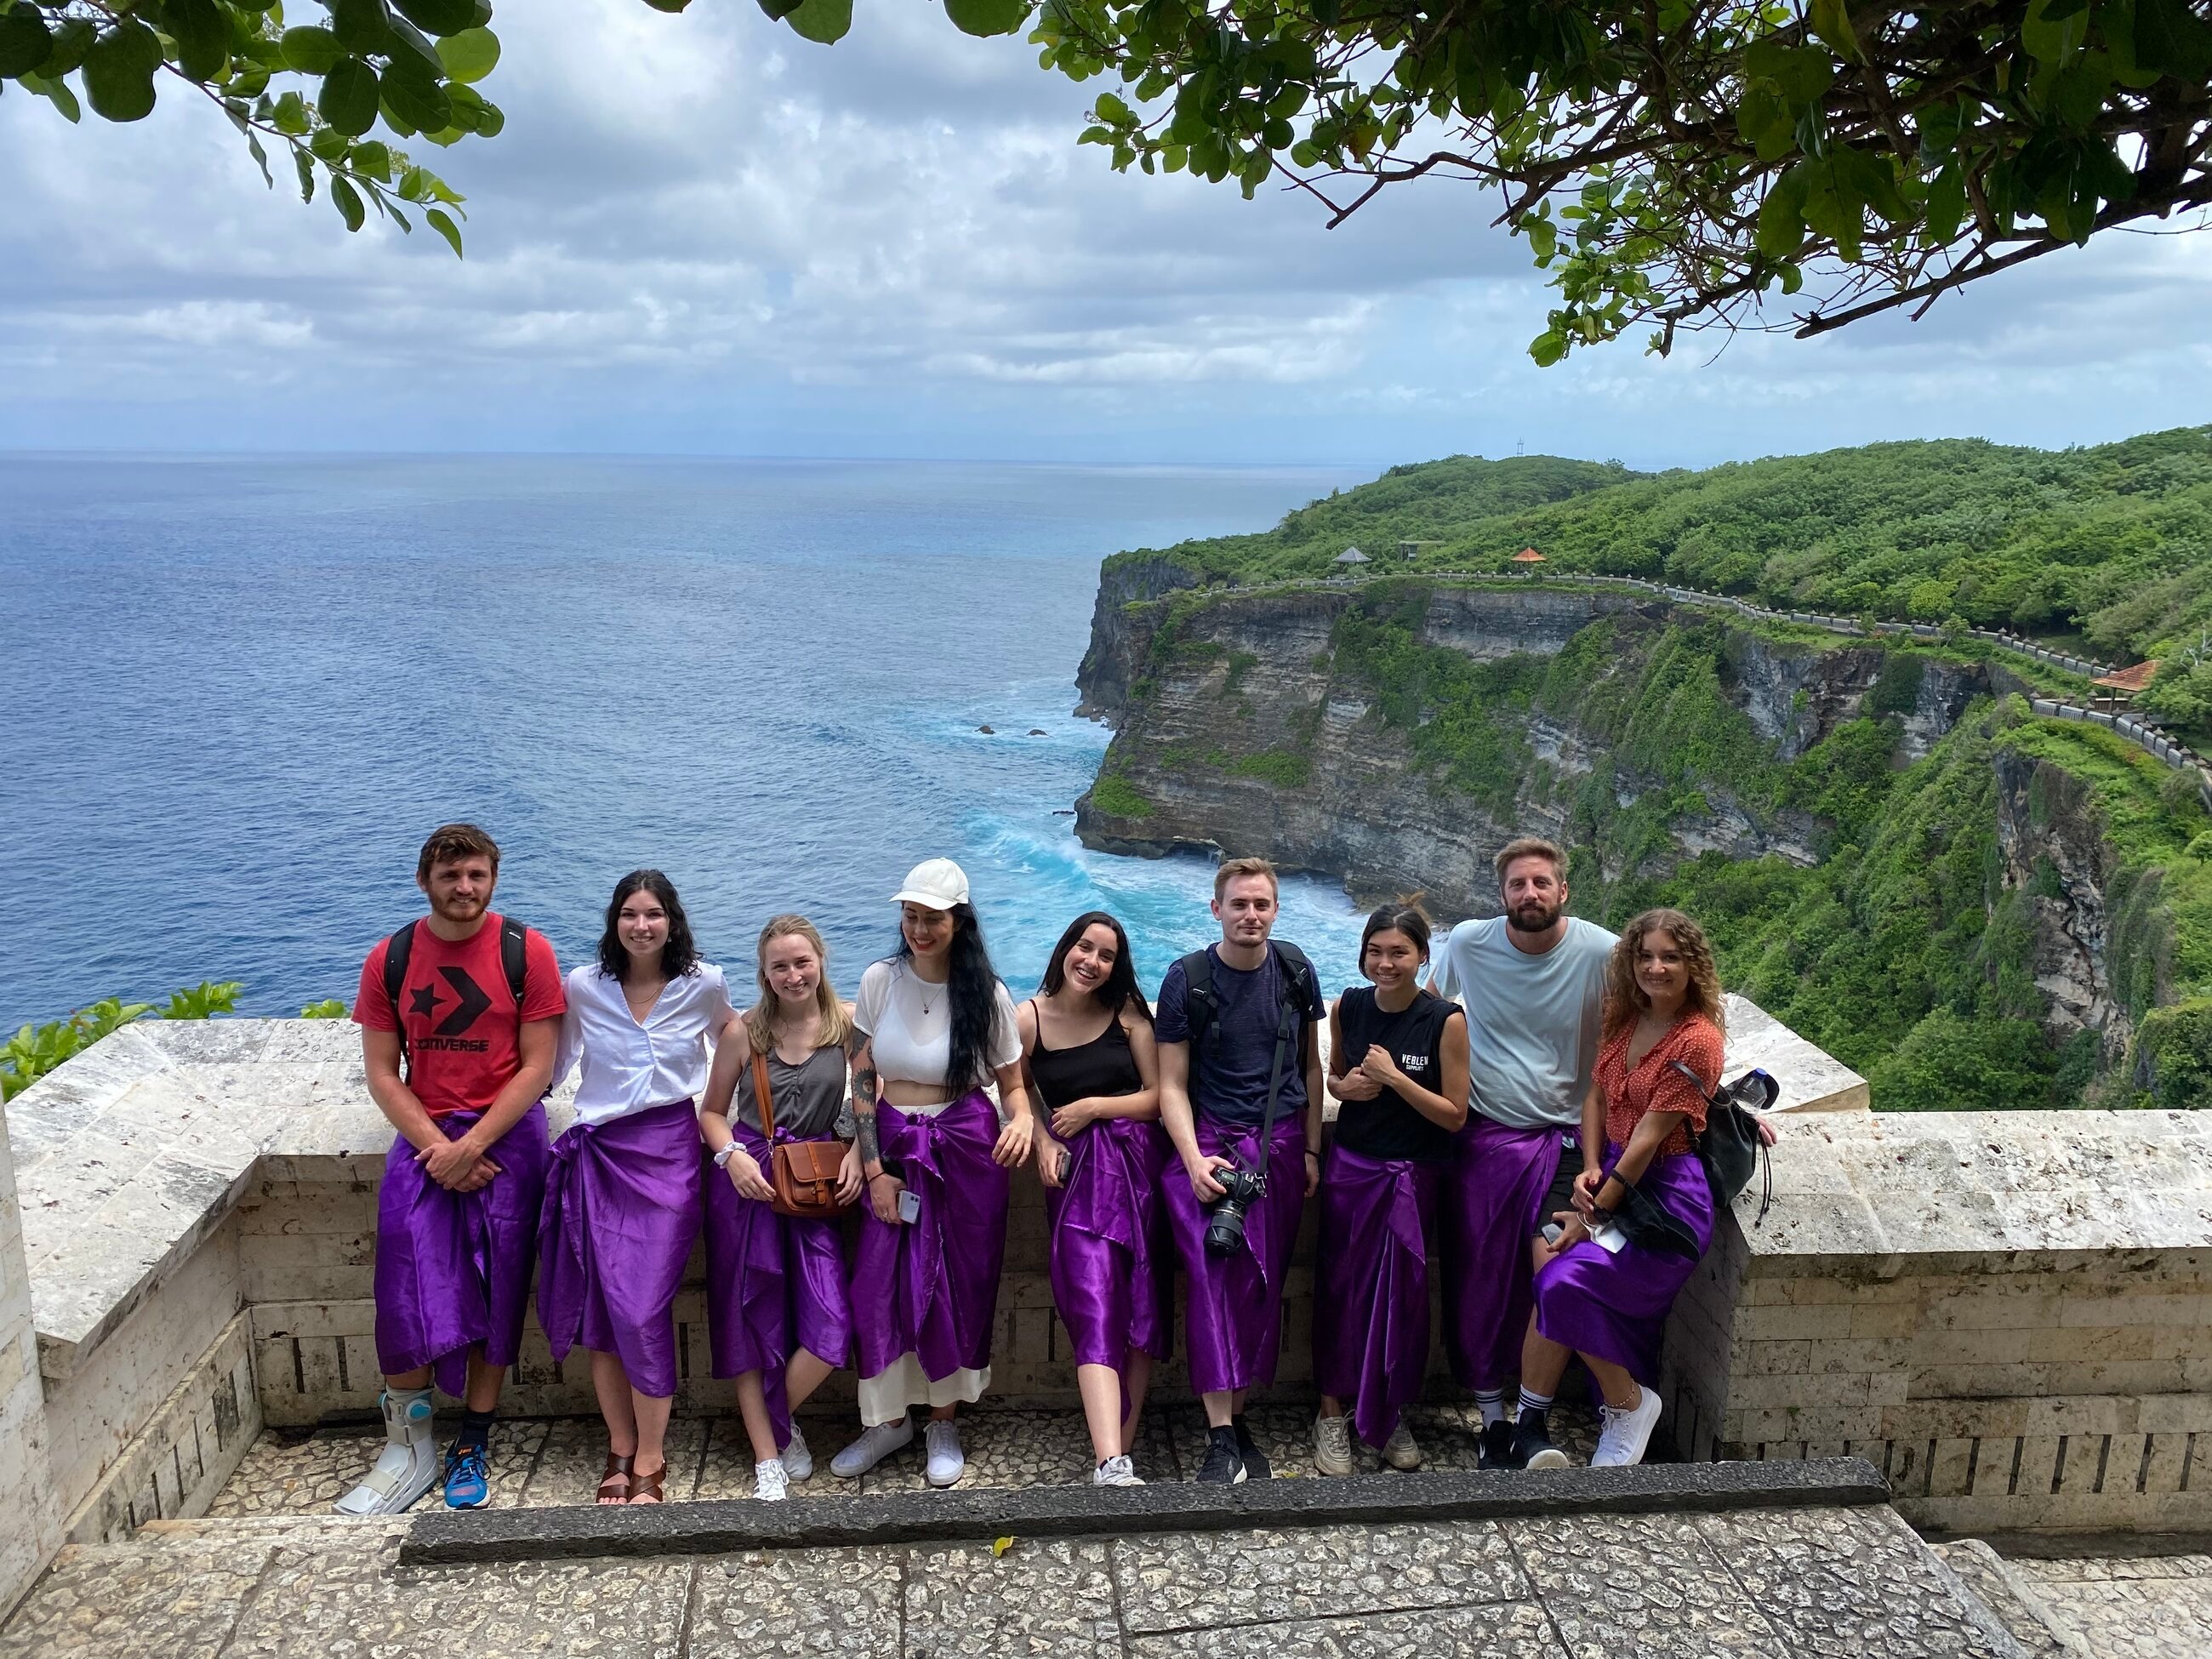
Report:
891,858,971,911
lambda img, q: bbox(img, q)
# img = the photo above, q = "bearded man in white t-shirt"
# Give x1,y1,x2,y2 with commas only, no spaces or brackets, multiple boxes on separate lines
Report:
1426,835,1616,1469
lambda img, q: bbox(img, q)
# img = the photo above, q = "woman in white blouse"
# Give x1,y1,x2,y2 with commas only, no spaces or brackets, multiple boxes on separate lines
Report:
539,869,733,1506
830,858,1038,1489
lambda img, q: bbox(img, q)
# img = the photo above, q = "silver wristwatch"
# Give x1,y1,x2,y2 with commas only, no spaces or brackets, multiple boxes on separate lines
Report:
713,1143,740,1169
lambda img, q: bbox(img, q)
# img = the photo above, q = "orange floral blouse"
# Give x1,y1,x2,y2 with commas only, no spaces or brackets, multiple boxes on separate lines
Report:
1592,1012,1724,1159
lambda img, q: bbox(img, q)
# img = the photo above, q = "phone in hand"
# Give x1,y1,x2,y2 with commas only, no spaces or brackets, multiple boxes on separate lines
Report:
897,1188,921,1224
1540,1222,1565,1246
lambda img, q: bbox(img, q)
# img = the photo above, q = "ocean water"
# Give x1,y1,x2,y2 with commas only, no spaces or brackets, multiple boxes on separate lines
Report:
1,455,1377,1029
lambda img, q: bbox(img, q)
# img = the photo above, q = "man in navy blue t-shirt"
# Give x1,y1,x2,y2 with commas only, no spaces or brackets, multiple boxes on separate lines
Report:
1155,856,1324,1485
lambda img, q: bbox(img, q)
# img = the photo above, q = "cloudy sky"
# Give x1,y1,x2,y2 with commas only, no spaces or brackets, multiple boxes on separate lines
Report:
3,0,2208,470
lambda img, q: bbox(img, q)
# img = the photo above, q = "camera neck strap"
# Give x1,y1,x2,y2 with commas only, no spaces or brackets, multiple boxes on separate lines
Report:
1251,966,1302,1187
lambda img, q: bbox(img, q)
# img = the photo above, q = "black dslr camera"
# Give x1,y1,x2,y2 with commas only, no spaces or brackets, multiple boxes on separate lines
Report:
1203,1164,1267,1257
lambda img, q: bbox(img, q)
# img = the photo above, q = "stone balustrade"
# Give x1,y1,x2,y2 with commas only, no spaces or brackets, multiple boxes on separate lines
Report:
1,997,2205,1610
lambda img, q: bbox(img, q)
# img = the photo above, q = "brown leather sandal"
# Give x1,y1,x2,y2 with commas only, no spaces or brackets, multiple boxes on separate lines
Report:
628,1461,666,1505
596,1451,634,1505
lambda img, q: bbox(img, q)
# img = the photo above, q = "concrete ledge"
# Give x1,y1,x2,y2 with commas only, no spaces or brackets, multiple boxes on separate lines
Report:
402,1455,1890,1565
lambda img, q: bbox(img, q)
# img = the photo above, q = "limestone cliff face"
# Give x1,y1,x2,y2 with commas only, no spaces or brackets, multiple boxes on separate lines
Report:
1074,555,1201,720
1990,749,2143,1064
1075,580,1982,920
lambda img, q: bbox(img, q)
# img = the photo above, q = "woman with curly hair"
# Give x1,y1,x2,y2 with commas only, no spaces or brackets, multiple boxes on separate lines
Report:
539,869,731,1505
1511,907,1728,1473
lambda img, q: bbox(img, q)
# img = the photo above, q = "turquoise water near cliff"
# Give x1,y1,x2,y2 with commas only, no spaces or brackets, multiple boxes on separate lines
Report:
0,455,1371,1026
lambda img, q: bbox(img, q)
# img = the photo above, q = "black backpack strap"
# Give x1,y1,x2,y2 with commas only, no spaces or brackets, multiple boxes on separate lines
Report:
1666,1058,1719,1103
1177,948,1217,1049
500,915,528,1011
1269,938,1320,1018
383,921,418,1080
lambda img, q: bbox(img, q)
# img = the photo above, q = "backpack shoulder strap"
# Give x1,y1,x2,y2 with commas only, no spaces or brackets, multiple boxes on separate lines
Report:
500,916,528,1011
1666,1058,1719,1103
1269,939,1319,1016
383,921,417,1023
1177,949,1216,1047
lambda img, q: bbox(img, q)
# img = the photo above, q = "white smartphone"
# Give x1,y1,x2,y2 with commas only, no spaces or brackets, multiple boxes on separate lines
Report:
897,1188,921,1224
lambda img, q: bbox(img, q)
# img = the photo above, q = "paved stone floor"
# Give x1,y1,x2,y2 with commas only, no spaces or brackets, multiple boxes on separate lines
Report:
206,1400,1600,1516
4,1502,2027,1658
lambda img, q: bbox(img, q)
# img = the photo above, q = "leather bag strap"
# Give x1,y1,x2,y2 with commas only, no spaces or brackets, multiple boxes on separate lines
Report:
751,1046,777,1139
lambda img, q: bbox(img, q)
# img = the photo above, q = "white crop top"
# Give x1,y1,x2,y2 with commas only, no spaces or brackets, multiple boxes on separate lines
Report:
852,958,1021,1089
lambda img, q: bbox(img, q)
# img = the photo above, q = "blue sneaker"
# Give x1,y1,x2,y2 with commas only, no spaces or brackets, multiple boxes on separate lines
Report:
443,1440,491,1508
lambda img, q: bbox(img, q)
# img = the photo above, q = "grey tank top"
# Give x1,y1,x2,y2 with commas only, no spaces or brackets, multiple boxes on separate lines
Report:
731,1044,850,1139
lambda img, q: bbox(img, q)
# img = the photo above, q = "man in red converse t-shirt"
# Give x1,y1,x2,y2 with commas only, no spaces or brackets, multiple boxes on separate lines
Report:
337,823,565,1516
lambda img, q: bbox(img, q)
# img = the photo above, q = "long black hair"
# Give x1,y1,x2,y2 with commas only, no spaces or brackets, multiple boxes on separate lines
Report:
1038,909,1152,1022
1360,901,1433,973
895,901,1003,1092
598,869,699,982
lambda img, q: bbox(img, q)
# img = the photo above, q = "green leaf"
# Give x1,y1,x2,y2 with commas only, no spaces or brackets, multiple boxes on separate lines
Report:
1527,329,1568,367
320,55,380,134
280,25,344,74
755,0,805,20
945,0,1029,37
18,69,82,121
379,54,449,130
436,25,498,82
83,16,163,123
1923,163,1965,244
1096,91,1133,123
640,0,691,10
162,0,231,81
1755,165,1809,259
331,173,367,231
0,9,52,79
394,0,478,34
1806,0,1862,61
784,0,852,43
1742,39,1834,105
41,16,95,76
426,204,464,255
330,0,396,57
294,144,316,201
351,138,391,179
2134,0,2212,76
2021,0,2091,66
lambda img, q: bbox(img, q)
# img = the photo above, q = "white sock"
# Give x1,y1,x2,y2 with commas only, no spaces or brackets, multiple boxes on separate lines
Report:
1516,1386,1554,1420
1474,1389,1508,1428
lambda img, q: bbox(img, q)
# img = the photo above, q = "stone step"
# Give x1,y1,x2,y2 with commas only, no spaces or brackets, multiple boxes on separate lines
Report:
3,1478,2040,1659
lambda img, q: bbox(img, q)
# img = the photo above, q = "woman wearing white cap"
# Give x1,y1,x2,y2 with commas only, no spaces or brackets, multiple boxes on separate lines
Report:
830,858,1038,1486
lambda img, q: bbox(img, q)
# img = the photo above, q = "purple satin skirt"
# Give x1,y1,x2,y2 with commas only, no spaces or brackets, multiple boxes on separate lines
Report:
1440,1116,1573,1392
852,1092,1011,1385
1314,1144,1440,1449
1535,1143,1713,1386
702,1121,855,1448
1046,1116,1173,1374
1160,1112,1306,1396
374,1101,550,1399
535,1097,704,1399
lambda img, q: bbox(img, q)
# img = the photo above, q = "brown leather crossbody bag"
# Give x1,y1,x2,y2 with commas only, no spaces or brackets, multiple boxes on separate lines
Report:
751,1050,851,1220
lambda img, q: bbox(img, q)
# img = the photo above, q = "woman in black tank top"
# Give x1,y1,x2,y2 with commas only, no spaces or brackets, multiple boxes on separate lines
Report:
1018,910,1169,1488
1311,904,1469,1477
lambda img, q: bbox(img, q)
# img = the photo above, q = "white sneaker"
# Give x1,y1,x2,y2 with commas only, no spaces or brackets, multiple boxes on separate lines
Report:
334,1389,439,1516
1313,1411,1354,1476
1092,1454,1143,1487
753,1457,790,1502
830,1418,914,1479
924,1419,965,1488
781,1422,813,1482
1382,1420,1422,1471
1591,1387,1664,1468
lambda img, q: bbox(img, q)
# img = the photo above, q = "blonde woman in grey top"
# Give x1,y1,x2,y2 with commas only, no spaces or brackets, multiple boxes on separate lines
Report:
698,915,864,1501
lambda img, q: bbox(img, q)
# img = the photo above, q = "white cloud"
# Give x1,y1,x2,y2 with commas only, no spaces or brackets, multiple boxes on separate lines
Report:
0,0,2206,464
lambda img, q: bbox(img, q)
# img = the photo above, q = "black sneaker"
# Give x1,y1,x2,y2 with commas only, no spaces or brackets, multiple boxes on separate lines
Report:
1197,1426,1248,1485
1478,1417,1521,1471
1231,1414,1271,1480
1512,1411,1570,1472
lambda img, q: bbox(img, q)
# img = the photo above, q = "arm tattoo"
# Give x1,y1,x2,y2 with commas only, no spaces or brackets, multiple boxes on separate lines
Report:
854,1113,881,1167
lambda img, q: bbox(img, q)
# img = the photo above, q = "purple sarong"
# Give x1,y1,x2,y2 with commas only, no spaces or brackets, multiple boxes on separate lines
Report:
1046,1116,1172,1373
536,1097,703,1399
374,1102,551,1399
1160,1112,1306,1396
1314,1144,1440,1449
852,1092,1011,1384
1440,1115,1574,1391
1535,1143,1713,1386
703,1121,854,1448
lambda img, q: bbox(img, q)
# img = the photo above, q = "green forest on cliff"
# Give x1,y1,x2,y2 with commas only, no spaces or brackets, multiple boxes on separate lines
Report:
1128,427,2212,727
1100,426,2212,1111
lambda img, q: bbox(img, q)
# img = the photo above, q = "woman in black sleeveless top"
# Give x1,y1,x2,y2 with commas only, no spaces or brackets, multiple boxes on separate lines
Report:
1312,903,1469,1475
1018,910,1166,1488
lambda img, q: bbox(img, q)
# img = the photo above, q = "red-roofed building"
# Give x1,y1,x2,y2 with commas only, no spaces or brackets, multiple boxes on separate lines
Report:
2092,661,2159,704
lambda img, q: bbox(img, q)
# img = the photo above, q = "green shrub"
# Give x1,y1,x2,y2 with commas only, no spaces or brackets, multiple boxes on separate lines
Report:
1089,774,1156,819
2132,997,2212,1109
300,999,350,1019
1231,750,1311,788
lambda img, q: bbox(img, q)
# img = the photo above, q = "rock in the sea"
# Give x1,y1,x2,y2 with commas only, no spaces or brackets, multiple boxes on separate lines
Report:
1029,728,1048,736
978,724,995,734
